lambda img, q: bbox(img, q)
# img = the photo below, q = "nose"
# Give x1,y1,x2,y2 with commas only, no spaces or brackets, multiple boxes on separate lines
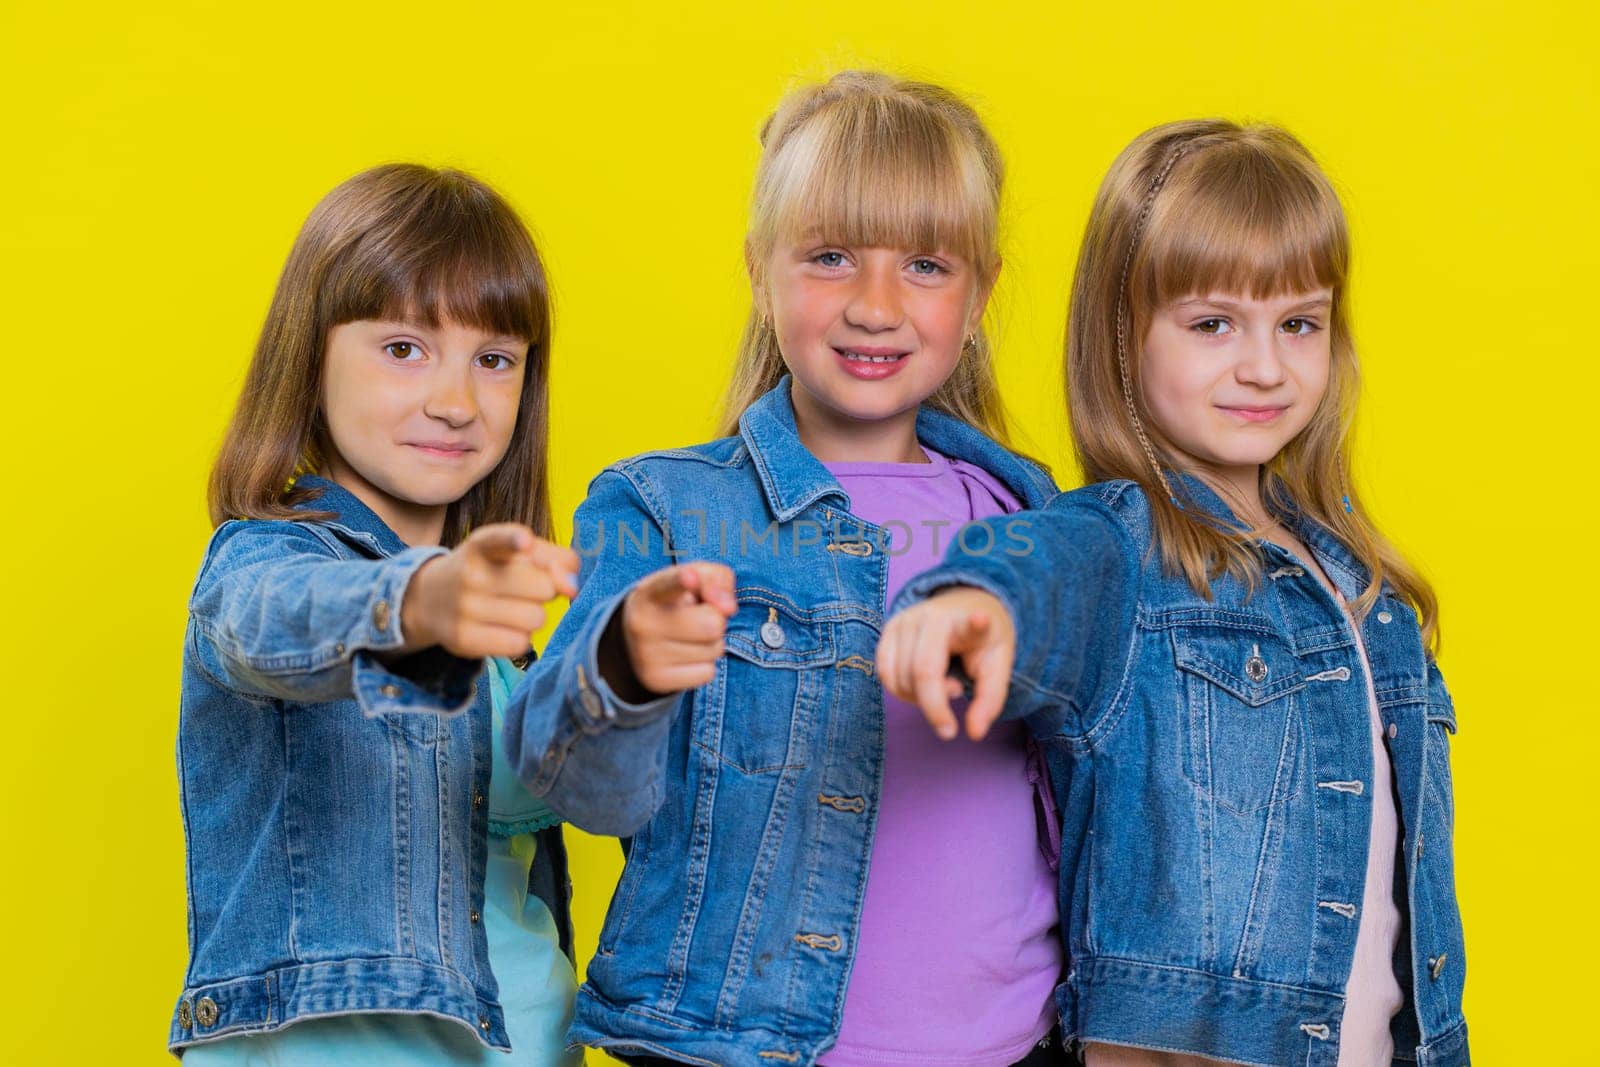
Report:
843,256,904,332
423,362,479,428
1234,329,1289,389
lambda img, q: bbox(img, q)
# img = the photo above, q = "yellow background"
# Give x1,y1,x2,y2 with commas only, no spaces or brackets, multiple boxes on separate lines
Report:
2,1,1594,1062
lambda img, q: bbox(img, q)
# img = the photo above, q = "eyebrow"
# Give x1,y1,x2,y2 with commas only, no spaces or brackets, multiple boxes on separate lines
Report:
374,321,527,346
1173,295,1333,314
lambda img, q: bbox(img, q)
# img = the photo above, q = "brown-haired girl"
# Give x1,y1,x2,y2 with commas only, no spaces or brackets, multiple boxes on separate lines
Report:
172,164,582,1066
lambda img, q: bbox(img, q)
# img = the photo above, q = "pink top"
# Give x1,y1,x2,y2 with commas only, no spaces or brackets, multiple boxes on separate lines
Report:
820,446,1062,1067
1334,591,1404,1063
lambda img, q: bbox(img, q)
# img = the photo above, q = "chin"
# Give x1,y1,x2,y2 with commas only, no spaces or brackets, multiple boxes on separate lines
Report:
387,476,478,509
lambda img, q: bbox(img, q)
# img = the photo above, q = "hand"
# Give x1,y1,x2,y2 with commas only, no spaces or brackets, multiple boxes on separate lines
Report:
604,562,737,701
400,524,581,659
877,587,1015,741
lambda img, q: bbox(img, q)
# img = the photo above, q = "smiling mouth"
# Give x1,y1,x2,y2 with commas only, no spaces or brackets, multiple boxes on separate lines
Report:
1218,406,1288,422
834,347,910,364
407,443,476,455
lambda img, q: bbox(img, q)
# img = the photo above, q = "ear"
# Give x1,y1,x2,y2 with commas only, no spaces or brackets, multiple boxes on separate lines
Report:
967,255,1001,336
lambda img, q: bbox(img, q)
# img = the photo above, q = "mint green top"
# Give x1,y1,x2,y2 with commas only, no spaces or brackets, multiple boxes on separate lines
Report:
184,658,578,1065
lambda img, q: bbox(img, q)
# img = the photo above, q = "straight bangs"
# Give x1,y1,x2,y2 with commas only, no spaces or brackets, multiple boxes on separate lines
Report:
1136,142,1347,310
757,99,997,273
320,178,550,346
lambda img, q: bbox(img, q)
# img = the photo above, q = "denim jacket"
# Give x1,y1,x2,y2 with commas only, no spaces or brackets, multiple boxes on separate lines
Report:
171,476,573,1055
894,476,1468,1067
503,377,1059,1066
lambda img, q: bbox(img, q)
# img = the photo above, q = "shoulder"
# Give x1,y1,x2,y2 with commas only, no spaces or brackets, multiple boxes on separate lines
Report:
1024,481,1152,565
1051,480,1145,524
204,517,344,564
191,518,346,594
580,436,756,523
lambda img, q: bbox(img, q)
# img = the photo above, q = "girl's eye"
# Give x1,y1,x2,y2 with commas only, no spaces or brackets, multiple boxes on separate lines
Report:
909,258,945,276
1192,318,1232,335
477,352,514,370
815,251,847,268
384,341,423,360
1281,318,1319,335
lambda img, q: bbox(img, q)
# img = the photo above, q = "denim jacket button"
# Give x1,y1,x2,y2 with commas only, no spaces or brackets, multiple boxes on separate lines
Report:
1245,655,1268,682
470,910,481,924
195,996,219,1027
1377,610,1393,624
478,1015,491,1032
380,683,402,699
177,1001,193,1029
761,621,785,649
1387,722,1398,739
373,599,391,632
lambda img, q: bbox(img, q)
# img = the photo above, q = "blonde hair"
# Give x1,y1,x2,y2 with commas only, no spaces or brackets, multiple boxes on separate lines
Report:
208,164,554,547
718,70,1015,443
1067,120,1439,651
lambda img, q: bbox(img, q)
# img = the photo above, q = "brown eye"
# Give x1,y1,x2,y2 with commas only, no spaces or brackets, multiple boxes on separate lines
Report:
1282,318,1314,335
384,341,420,360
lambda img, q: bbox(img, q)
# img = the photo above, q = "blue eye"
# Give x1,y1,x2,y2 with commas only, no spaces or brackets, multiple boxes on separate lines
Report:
816,251,846,268
384,341,423,360
909,258,944,275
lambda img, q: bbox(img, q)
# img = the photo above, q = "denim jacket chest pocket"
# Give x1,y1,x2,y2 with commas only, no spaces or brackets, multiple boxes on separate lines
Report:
1172,618,1308,815
699,588,838,775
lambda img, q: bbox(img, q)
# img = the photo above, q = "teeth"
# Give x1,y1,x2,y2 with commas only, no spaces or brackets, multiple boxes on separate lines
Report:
842,351,905,363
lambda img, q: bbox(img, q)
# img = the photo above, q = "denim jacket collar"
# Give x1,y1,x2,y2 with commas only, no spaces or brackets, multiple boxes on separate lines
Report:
738,376,1056,522
292,474,411,559
1170,470,1380,601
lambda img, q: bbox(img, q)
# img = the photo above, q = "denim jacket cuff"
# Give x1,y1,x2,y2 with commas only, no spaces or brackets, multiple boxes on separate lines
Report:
892,566,1021,627
351,546,481,717
574,590,679,728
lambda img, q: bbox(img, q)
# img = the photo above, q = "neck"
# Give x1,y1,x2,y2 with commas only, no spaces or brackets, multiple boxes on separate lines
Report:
790,383,927,464
320,455,448,547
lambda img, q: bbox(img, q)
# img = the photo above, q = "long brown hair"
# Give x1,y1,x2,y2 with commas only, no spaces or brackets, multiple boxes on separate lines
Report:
1067,120,1439,651
208,163,553,546
718,70,1017,445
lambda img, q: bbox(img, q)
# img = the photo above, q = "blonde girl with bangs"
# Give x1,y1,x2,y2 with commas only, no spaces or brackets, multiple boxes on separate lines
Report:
174,164,583,1066
504,72,1070,1066
882,122,1469,1066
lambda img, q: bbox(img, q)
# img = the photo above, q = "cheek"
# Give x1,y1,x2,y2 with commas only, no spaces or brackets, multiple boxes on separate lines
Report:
482,379,525,446
771,278,831,337
915,289,972,339
1301,347,1333,405
319,357,375,442
1140,347,1205,421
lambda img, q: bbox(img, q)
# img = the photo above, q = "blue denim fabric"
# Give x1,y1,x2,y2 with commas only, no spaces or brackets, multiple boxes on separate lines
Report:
894,476,1469,1067
171,476,573,1055
503,377,1059,1065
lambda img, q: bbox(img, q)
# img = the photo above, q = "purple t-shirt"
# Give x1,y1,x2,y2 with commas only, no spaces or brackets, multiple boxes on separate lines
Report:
821,446,1061,1067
